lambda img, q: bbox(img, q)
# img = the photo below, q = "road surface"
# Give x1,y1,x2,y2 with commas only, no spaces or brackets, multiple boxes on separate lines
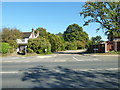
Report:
1,51,120,88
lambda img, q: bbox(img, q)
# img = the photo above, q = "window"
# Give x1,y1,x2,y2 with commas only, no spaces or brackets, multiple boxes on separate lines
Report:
22,39,25,42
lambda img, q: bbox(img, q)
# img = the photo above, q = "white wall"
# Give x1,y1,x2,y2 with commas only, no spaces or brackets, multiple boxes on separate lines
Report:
16,38,29,44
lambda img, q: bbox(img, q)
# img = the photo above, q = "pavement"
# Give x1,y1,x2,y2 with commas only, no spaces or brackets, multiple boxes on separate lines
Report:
0,50,120,88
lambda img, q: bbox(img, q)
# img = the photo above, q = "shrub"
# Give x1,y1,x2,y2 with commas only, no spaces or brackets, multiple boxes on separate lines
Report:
0,43,12,54
76,41,85,49
65,41,77,50
27,48,34,53
36,50,43,54
27,37,51,54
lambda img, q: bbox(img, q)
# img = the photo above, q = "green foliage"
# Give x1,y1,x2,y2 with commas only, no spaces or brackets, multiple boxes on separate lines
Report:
27,48,34,53
48,34,65,52
105,30,120,41
65,41,77,50
91,35,102,45
80,2,120,39
27,37,51,54
35,27,49,38
56,32,63,38
63,24,89,49
87,40,93,47
0,43,12,54
2,28,22,49
76,41,85,49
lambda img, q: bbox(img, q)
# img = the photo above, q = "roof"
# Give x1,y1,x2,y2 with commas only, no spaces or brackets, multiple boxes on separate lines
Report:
22,32,31,38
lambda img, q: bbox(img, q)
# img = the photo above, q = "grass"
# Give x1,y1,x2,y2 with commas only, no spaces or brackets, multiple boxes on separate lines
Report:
1,52,53,57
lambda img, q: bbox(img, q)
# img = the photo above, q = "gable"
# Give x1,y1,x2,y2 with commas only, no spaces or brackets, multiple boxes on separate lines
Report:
22,32,31,38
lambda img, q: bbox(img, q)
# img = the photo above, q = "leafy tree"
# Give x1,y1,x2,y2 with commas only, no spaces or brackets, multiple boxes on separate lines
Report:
105,30,120,41
63,24,89,49
91,35,102,45
27,37,51,54
2,28,22,49
56,32,63,38
48,34,65,52
34,27,65,52
0,43,12,54
35,27,49,38
80,2,120,40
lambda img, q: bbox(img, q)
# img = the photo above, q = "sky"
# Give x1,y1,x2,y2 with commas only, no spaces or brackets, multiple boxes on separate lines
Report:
2,2,108,41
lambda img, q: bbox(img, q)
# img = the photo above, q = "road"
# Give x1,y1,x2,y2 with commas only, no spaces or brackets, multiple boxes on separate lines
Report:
1,51,120,88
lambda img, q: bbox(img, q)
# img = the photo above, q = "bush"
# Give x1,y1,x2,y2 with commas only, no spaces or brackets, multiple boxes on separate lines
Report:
76,41,85,49
36,50,43,54
48,34,65,52
65,41,77,50
0,43,12,54
27,37,51,54
27,48,34,53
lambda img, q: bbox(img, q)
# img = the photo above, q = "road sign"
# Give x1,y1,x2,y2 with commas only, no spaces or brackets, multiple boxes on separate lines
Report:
94,48,98,50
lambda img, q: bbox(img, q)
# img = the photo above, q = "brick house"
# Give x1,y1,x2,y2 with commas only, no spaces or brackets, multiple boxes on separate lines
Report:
88,36,120,53
16,28,39,52
105,36,120,52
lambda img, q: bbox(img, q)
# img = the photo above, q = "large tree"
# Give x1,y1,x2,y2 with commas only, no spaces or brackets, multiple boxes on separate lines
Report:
35,27,65,52
2,28,22,49
35,27,49,38
80,2,120,41
63,24,89,48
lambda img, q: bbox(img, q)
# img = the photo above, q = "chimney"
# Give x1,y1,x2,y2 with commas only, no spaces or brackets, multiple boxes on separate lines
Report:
31,28,35,38
32,28,34,32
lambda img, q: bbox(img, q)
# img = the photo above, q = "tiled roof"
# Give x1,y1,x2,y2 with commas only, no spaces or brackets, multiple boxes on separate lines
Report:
22,32,31,38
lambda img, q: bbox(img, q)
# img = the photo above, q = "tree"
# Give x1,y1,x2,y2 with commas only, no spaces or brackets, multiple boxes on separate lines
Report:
35,27,49,38
105,30,120,41
2,28,22,49
48,34,65,52
80,2,120,31
91,35,102,45
63,24,89,48
56,32,63,38
35,27,65,52
80,2,120,40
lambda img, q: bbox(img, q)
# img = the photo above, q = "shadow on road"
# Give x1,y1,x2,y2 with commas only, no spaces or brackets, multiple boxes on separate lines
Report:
21,65,119,88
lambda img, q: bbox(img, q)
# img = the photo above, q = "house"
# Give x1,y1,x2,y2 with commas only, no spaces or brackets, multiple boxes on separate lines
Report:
87,36,120,53
105,36,120,52
16,28,39,52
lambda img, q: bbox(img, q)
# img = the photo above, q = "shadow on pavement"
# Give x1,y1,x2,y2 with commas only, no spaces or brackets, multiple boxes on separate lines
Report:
21,65,119,88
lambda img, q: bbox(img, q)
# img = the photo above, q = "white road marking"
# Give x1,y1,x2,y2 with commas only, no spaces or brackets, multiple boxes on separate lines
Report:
0,71,20,74
72,56,83,61
54,60,66,62
73,68,119,71
72,56,99,61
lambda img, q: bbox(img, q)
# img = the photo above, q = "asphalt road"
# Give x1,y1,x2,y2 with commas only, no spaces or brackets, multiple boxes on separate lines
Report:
1,52,120,88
